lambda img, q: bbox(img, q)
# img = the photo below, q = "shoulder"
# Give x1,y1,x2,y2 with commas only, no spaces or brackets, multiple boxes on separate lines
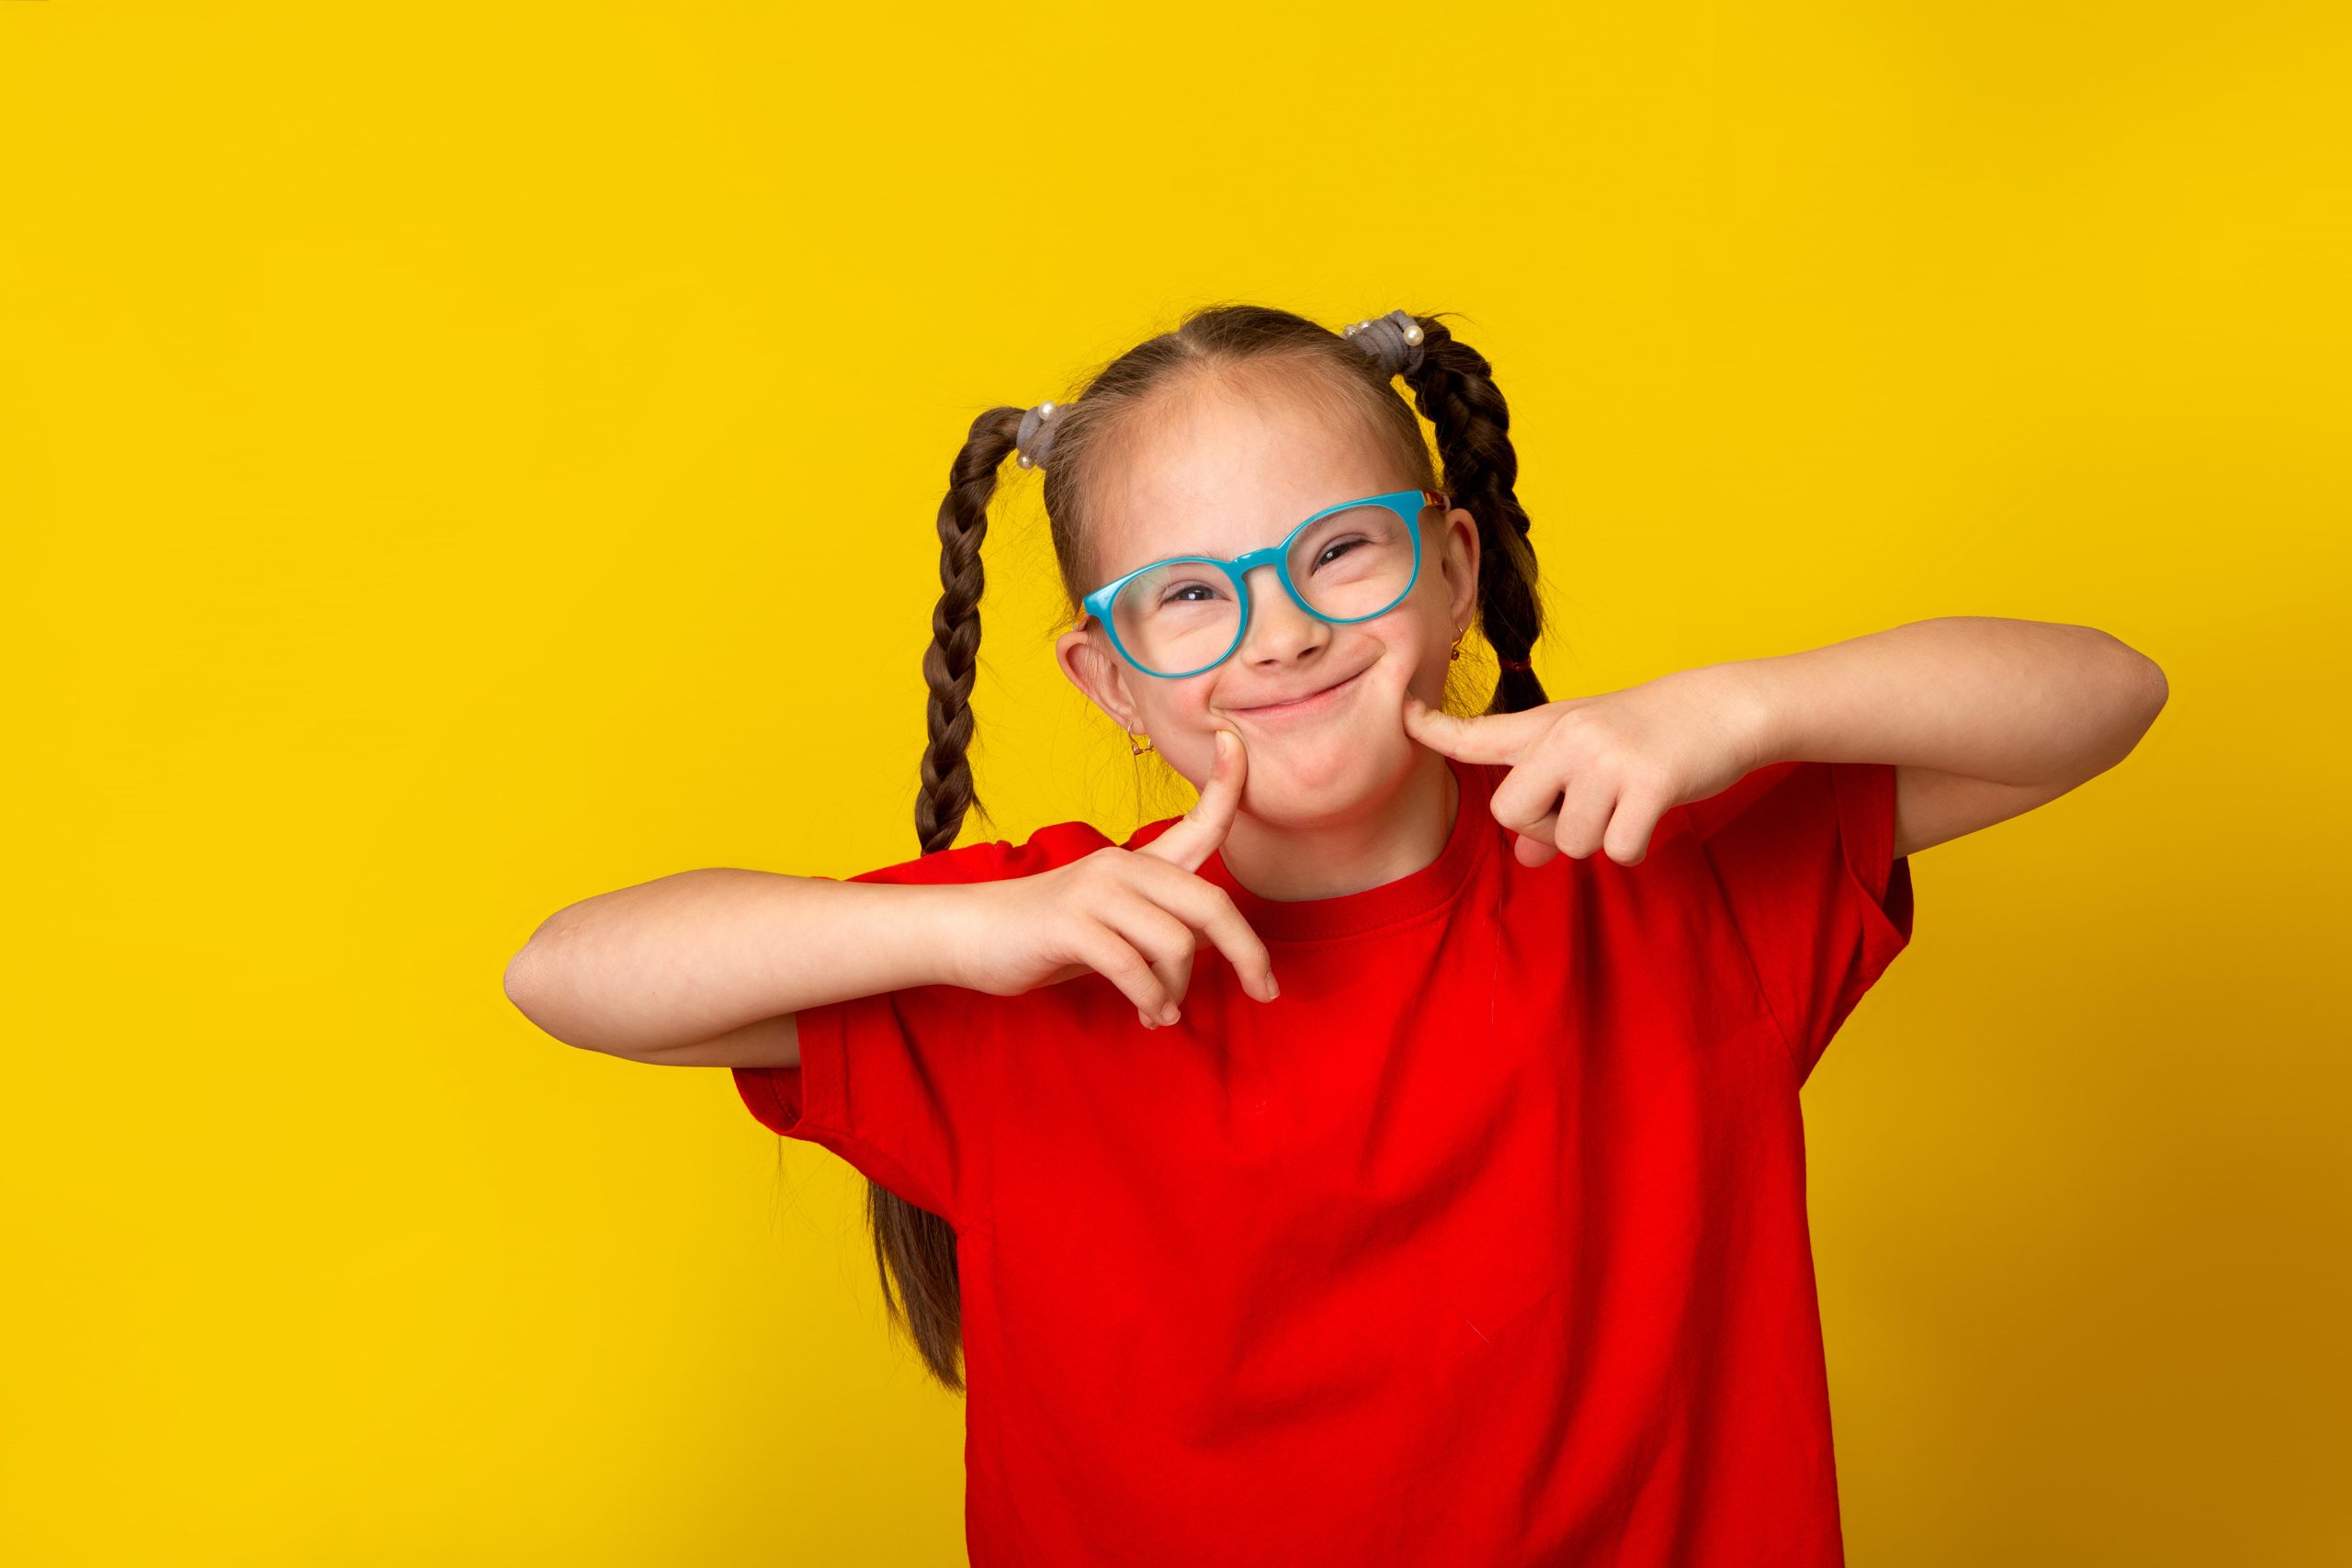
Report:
1655,760,1901,894
842,818,1120,888
1672,759,1813,842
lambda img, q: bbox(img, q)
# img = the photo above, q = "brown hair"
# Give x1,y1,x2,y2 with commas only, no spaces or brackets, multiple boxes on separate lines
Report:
873,302,1547,1393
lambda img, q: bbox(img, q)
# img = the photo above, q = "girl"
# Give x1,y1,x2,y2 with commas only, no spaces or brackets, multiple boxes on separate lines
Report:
504,304,2166,1565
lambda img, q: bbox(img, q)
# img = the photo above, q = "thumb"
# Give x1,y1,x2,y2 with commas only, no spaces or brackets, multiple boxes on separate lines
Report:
1401,694,1544,766
1140,728,1248,873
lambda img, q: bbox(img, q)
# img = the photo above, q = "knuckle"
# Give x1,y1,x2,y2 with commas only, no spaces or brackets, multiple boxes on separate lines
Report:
1070,922,1113,964
1146,911,1193,955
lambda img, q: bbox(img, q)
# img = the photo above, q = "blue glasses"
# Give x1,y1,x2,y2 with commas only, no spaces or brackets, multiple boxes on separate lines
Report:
1076,489,1446,679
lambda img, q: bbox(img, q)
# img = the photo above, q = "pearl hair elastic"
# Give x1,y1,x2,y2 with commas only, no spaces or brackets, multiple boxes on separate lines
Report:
1013,400,1060,470
1340,309,1427,378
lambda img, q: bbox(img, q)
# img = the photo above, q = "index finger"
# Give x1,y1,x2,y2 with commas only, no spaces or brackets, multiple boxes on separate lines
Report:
1401,695,1548,766
1137,728,1248,873
1133,856,1280,1003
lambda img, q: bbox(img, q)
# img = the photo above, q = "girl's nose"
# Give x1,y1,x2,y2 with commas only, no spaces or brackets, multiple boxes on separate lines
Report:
1233,563,1329,666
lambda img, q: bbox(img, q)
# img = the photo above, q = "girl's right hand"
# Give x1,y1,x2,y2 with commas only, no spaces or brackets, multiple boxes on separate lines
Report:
947,728,1278,1029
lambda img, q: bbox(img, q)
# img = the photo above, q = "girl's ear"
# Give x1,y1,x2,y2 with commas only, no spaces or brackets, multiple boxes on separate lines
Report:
1440,505,1481,637
1056,625,1143,729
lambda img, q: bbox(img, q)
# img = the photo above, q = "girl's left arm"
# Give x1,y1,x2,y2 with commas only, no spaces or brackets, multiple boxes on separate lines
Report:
1718,616,2170,859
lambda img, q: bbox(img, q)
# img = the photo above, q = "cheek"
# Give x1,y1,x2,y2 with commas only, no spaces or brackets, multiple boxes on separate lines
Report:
1378,619,1446,682
1351,639,1434,717
1136,677,1221,729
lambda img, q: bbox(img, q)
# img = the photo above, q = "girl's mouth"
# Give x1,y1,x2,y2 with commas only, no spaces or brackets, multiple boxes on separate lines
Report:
1229,666,1368,721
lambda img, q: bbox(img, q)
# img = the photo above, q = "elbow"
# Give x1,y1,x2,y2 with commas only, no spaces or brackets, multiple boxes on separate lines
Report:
503,941,556,1032
2084,626,2168,730
2058,631,2167,778
2127,645,2169,734
503,898,589,1023
2102,644,2169,771
503,928,643,1059
503,933,593,1050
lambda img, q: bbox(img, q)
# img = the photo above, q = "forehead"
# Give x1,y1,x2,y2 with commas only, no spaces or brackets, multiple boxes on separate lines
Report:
1094,373,1407,580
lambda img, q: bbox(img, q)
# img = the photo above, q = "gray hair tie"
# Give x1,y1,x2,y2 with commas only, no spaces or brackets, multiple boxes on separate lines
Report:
1342,310,1427,378
1014,400,1063,470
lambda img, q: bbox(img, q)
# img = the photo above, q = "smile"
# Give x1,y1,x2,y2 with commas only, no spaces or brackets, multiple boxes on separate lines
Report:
1231,667,1368,717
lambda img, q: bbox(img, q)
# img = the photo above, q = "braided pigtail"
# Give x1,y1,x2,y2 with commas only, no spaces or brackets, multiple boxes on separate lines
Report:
865,400,1034,1396
1392,316,1550,716
916,405,1026,854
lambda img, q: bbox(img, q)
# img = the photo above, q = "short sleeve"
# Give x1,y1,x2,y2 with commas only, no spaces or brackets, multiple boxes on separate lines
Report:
1683,759,1916,1083
729,820,1113,1230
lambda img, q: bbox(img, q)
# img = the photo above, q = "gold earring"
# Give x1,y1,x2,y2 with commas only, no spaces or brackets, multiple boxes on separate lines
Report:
1448,630,1468,662
1128,728,1155,756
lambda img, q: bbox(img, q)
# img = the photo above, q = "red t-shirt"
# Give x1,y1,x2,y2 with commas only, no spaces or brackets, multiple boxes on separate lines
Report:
733,751,1916,1565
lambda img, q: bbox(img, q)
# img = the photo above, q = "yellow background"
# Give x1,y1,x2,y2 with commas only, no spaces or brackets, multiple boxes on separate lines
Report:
5,3,2345,1562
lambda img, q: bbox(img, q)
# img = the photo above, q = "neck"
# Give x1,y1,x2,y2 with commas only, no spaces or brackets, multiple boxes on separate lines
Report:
1217,749,1459,904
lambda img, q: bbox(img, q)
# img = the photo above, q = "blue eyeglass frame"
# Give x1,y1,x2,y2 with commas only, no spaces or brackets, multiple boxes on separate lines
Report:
1076,489,1449,679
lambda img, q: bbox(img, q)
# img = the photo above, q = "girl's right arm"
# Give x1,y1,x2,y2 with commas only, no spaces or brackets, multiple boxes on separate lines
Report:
505,729,1274,1070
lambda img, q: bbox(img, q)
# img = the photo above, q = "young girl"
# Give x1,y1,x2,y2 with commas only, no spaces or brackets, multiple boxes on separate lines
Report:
505,304,2166,1565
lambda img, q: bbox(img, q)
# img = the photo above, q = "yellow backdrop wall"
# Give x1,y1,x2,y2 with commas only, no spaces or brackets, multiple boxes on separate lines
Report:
5,3,2345,1563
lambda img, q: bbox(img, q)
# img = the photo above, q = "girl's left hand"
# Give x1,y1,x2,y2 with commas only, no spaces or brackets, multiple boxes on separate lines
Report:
1402,669,1771,869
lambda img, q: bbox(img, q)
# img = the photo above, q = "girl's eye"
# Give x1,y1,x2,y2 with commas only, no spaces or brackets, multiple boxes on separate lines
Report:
1159,581,1225,606
1314,537,1368,570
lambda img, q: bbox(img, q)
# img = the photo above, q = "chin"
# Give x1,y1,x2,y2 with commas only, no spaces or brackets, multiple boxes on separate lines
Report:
1238,728,1418,828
